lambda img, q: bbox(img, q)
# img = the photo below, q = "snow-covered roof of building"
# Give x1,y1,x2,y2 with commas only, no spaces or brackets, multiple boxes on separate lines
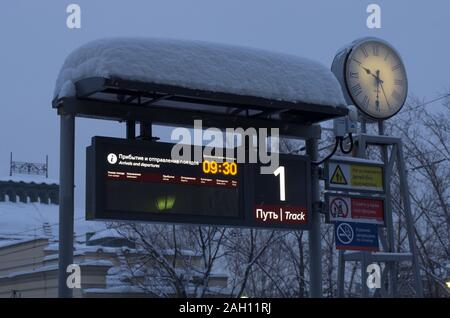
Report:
0,237,48,249
88,228,123,242
54,37,347,108
0,202,105,240
0,175,58,185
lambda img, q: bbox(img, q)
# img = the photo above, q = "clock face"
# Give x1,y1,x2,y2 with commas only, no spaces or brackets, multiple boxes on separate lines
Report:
345,40,408,120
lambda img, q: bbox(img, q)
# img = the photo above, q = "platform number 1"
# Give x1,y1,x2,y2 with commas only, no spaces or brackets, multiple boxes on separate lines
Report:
274,166,286,201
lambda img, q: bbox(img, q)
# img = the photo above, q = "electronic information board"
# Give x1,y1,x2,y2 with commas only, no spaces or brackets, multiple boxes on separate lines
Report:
86,137,311,230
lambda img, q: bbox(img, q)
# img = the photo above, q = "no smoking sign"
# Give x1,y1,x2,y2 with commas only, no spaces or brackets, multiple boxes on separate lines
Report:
335,221,379,251
336,223,354,244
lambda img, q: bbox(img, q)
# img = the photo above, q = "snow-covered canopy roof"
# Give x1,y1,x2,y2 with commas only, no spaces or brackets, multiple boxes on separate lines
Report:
54,38,347,108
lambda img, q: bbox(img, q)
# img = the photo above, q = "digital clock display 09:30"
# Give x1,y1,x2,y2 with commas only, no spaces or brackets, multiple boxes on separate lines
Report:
202,160,238,176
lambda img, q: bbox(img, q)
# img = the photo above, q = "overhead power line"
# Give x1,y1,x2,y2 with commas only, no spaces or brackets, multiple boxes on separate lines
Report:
1,216,85,238
403,93,450,113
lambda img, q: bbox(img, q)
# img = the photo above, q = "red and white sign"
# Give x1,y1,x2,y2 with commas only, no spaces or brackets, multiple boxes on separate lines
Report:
351,197,383,222
328,195,384,224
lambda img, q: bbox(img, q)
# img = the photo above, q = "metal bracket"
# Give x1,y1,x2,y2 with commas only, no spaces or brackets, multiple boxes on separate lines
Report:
314,201,324,214
317,166,325,180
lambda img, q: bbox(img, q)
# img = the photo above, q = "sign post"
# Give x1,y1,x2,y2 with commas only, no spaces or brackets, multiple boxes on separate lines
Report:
58,114,75,298
325,156,386,253
306,137,322,298
52,61,343,297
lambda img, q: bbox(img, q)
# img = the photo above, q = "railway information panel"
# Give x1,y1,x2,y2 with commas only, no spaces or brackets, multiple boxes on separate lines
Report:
86,136,311,230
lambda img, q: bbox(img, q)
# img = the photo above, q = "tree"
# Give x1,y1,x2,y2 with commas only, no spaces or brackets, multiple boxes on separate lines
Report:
114,223,228,297
385,94,450,297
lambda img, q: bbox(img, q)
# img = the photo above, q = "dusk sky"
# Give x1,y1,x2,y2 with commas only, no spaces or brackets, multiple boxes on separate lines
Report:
1,1,449,205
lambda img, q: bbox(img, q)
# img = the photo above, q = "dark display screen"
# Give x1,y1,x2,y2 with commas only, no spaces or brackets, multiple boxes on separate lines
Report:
105,168,239,217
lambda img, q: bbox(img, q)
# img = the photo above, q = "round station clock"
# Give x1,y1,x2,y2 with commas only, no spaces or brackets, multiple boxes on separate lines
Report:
332,38,408,120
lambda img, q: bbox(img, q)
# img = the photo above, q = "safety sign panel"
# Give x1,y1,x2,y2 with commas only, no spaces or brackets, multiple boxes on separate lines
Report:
326,193,385,225
335,221,379,251
325,157,384,193
330,165,347,185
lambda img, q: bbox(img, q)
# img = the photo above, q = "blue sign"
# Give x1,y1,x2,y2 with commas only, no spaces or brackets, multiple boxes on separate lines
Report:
335,221,379,251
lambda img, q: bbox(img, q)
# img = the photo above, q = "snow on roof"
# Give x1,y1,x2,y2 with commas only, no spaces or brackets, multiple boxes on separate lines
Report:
83,286,148,295
44,242,134,255
0,260,113,280
54,37,347,107
88,228,123,242
0,237,48,249
0,175,58,185
83,285,231,296
0,202,105,240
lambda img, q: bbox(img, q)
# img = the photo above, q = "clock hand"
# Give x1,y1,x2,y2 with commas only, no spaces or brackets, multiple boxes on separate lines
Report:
375,70,381,111
380,80,392,110
360,65,384,83
360,65,374,76
359,64,375,76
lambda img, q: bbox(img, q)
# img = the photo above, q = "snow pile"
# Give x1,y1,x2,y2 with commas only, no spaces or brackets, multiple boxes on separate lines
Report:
54,37,347,107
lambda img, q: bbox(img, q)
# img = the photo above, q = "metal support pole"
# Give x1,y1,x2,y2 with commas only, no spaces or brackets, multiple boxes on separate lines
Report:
46,155,49,179
361,252,369,297
140,122,152,140
396,141,424,297
58,114,75,298
306,136,322,298
356,134,370,297
337,251,345,297
378,121,397,297
360,117,367,134
126,120,136,139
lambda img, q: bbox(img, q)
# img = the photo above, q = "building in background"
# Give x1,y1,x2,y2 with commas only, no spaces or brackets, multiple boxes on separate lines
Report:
0,161,228,298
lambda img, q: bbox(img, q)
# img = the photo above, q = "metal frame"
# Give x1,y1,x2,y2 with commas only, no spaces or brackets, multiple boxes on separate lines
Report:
54,77,346,298
56,96,325,140
337,132,424,298
53,72,347,136
53,77,348,126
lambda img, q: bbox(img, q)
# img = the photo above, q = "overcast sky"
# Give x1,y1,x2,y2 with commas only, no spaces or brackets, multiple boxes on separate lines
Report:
0,0,449,205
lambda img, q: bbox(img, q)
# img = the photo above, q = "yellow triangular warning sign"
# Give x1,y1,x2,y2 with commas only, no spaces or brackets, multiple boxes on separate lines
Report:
330,165,348,185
